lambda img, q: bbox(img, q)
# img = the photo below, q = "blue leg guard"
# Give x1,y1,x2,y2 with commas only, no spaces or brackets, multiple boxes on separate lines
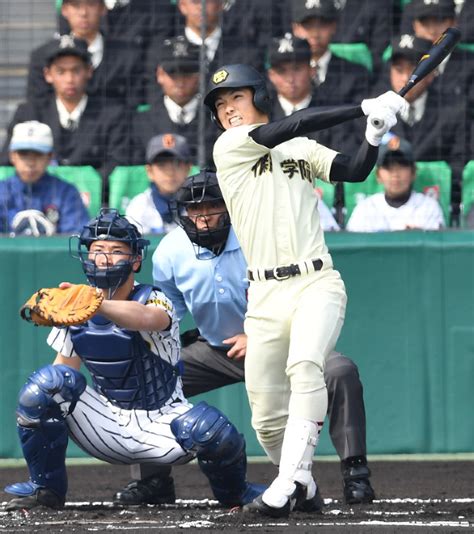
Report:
170,402,266,507
4,364,86,500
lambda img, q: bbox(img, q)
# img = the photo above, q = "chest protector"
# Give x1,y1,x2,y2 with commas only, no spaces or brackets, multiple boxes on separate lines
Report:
70,284,179,411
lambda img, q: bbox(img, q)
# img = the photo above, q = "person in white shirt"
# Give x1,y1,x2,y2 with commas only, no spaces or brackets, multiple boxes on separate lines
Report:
346,135,445,232
126,134,192,234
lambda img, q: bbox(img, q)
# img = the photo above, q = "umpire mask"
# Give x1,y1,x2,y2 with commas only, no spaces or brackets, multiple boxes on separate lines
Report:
176,170,231,258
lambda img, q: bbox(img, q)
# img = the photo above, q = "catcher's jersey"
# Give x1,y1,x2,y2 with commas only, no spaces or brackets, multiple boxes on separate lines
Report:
213,124,338,270
346,191,445,232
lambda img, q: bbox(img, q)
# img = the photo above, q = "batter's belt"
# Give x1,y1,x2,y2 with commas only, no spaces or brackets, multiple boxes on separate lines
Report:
247,258,323,282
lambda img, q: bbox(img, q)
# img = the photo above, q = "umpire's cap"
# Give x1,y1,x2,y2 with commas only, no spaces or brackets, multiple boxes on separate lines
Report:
204,64,271,129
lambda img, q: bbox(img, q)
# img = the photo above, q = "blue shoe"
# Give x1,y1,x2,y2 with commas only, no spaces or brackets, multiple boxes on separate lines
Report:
238,482,267,506
4,481,64,511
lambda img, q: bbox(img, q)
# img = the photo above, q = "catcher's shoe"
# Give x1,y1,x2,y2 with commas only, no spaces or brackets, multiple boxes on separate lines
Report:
113,475,176,506
4,487,65,511
242,482,307,518
342,463,375,504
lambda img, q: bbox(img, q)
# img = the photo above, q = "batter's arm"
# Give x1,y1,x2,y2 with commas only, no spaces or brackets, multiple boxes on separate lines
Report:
329,140,378,183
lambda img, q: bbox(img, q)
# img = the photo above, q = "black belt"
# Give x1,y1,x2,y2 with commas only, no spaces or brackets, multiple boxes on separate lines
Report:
247,259,323,282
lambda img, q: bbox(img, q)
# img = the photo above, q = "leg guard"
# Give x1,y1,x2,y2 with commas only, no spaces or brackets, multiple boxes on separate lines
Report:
171,401,265,506
4,365,86,499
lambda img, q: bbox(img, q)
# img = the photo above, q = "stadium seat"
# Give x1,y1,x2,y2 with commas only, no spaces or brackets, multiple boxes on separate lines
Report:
0,165,102,217
314,179,336,211
108,165,200,212
344,160,452,223
461,161,474,226
329,43,373,71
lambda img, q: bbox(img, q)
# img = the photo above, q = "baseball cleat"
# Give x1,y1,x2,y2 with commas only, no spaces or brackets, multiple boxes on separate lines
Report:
4,487,65,511
293,484,324,513
113,474,176,506
242,481,306,518
342,463,375,504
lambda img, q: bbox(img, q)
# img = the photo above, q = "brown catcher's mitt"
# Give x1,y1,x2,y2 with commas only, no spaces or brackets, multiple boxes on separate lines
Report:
20,284,104,327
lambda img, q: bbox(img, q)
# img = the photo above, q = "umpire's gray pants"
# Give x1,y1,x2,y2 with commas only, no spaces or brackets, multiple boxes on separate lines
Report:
133,343,366,479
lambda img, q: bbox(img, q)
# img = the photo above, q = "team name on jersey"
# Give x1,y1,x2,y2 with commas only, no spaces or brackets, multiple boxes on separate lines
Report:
146,297,172,311
251,154,312,184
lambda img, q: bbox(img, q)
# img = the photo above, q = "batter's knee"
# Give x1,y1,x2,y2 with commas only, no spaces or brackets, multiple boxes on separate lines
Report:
287,359,325,394
17,364,87,427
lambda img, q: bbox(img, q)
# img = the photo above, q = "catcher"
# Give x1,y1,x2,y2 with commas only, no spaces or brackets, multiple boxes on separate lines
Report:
4,208,264,511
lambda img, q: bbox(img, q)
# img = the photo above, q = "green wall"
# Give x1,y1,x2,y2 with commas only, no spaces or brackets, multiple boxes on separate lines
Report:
1,231,473,458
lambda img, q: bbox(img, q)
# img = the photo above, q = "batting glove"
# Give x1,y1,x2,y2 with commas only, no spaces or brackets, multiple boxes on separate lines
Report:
361,91,409,119
365,108,398,146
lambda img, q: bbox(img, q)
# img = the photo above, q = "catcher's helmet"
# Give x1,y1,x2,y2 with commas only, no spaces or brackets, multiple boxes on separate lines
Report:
70,209,150,290
204,64,271,128
176,170,231,257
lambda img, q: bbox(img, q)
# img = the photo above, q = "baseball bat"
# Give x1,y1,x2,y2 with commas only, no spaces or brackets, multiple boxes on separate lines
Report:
371,27,462,128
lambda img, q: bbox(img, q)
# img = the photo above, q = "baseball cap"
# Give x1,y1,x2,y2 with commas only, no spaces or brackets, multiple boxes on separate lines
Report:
10,121,54,154
146,134,192,163
391,34,433,64
267,34,312,68
157,36,200,74
291,0,341,23
44,34,91,66
410,0,456,20
377,135,415,167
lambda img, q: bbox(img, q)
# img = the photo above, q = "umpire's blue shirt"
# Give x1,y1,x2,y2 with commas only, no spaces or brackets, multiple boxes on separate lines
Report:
0,172,89,234
152,226,248,349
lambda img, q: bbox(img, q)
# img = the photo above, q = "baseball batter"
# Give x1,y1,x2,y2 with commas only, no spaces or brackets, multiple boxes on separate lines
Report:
204,64,407,517
4,209,264,511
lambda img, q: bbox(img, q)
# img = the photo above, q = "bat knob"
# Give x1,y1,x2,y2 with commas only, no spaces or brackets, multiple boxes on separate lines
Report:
370,116,385,129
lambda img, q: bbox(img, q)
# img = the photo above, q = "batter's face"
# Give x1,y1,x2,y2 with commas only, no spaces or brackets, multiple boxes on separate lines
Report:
157,67,199,107
214,88,269,130
61,0,106,42
44,55,92,103
390,58,435,103
186,200,227,230
10,150,52,184
268,61,315,104
292,18,337,58
413,16,455,42
377,163,416,198
146,158,191,195
88,240,140,272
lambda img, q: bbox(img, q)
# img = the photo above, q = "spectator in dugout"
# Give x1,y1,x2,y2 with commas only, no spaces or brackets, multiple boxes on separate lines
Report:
133,36,218,167
1,36,130,193
376,33,468,224
346,135,445,232
28,0,145,109
289,0,372,106
126,134,193,235
0,121,89,236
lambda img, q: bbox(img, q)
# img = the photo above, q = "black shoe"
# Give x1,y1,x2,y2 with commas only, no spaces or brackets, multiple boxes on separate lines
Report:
293,484,324,513
5,488,65,511
342,463,375,504
113,475,176,505
242,482,306,518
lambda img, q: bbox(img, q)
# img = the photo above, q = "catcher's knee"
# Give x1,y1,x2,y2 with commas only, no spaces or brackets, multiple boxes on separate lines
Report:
170,401,244,463
17,364,87,427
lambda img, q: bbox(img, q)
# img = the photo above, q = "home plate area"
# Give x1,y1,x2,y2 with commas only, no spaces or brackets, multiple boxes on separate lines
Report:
1,460,473,533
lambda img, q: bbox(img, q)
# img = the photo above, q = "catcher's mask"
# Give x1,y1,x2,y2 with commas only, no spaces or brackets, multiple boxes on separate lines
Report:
70,208,150,290
176,170,231,258
203,63,271,129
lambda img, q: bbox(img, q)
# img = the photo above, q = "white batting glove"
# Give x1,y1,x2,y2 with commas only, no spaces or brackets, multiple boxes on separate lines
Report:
361,91,409,118
365,108,398,146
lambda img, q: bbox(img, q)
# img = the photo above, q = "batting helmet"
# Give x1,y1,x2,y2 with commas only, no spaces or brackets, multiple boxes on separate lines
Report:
70,208,150,290
204,64,271,128
176,170,231,257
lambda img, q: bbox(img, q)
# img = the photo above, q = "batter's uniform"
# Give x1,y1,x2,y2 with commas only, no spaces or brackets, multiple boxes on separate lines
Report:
213,126,347,460
346,190,445,232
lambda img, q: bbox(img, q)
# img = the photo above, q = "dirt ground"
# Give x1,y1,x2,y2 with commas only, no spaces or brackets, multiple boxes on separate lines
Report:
0,460,473,533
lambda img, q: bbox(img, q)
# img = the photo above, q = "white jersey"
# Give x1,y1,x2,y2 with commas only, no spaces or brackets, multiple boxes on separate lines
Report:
47,287,193,466
125,188,177,235
213,124,338,270
346,191,445,232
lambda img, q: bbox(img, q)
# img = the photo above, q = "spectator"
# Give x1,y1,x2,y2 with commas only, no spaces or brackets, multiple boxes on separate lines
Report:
126,134,193,235
2,36,130,193
379,33,468,223
29,0,144,108
0,121,89,235
133,36,218,166
290,0,372,106
346,135,445,232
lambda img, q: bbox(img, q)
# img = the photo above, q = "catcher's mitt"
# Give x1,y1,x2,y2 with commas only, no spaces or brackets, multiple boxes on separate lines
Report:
20,284,104,327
